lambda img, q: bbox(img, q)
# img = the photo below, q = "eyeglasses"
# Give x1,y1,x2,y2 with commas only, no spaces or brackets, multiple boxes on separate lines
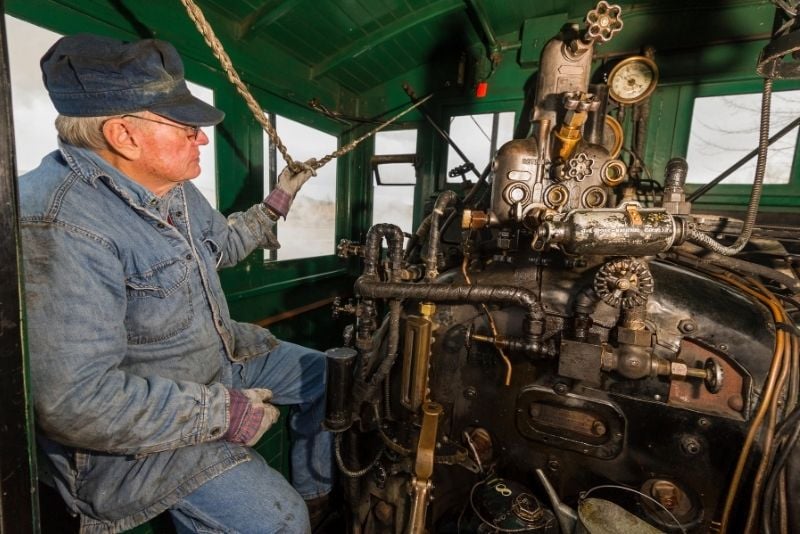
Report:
121,114,202,141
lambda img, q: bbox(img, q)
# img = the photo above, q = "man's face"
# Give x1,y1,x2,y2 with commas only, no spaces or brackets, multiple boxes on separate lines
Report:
127,112,209,191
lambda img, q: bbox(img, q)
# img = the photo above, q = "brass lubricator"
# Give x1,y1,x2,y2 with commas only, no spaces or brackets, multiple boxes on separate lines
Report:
408,401,443,534
553,92,599,164
401,302,436,411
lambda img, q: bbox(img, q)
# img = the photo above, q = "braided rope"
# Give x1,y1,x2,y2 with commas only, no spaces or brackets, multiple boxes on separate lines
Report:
179,0,309,173
179,0,431,175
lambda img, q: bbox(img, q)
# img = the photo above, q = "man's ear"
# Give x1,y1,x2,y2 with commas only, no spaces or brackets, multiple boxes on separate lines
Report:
102,118,142,160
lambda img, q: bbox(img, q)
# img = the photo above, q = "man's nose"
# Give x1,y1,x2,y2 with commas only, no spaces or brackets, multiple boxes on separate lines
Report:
195,129,210,145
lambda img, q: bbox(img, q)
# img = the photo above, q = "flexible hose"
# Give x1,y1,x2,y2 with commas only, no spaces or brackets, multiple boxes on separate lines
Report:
687,78,773,256
334,432,385,478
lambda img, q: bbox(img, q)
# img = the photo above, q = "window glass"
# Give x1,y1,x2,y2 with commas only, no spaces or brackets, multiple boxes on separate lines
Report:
186,81,218,207
686,89,800,184
264,116,337,260
6,15,60,174
373,129,416,233
446,111,515,183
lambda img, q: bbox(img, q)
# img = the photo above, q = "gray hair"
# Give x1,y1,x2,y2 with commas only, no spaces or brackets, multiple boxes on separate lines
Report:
54,114,115,150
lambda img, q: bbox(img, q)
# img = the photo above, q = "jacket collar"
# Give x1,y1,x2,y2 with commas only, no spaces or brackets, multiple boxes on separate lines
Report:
57,139,166,209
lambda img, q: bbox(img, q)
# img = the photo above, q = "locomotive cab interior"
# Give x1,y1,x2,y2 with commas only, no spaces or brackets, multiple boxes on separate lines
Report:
1,1,800,533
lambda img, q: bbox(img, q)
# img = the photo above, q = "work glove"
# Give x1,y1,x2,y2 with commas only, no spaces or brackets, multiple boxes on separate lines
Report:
223,388,280,447
263,160,316,219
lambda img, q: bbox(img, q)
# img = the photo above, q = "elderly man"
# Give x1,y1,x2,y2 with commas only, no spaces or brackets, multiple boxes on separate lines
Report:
19,33,332,533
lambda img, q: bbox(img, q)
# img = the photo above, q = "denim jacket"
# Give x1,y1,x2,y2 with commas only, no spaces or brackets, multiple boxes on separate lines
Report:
20,142,281,533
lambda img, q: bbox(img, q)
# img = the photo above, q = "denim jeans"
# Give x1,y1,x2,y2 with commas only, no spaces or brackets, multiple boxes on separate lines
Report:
170,341,333,533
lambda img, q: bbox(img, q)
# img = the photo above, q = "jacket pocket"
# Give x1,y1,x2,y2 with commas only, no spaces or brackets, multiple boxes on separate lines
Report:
230,321,279,362
125,258,194,344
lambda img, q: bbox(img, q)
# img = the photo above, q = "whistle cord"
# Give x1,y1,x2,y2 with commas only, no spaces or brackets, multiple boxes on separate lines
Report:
180,0,431,174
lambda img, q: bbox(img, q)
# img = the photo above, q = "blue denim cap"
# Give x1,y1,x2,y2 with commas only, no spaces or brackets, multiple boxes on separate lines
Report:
41,33,224,127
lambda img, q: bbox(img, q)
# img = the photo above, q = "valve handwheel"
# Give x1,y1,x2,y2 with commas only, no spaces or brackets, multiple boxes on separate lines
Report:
594,258,654,308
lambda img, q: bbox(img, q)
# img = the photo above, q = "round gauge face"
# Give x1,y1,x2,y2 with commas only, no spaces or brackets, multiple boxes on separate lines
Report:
608,56,659,104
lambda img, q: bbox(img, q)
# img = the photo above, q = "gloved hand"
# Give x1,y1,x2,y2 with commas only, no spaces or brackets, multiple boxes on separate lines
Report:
263,160,316,219
223,388,280,447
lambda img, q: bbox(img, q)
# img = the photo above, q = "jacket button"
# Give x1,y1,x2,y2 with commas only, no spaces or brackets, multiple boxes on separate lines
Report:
210,427,221,437
175,211,183,218
157,223,166,229
185,254,193,260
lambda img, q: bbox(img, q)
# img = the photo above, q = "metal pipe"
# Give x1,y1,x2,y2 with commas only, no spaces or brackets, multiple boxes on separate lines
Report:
687,78,774,256
463,0,498,53
371,154,417,165
424,190,458,281
363,223,405,277
403,83,482,181
585,84,609,146
359,224,405,405
354,278,546,347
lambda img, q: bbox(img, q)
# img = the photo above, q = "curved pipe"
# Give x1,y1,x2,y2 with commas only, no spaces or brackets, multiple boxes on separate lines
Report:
687,78,773,256
573,284,602,342
425,190,459,281
358,224,405,392
363,223,405,278
355,278,545,343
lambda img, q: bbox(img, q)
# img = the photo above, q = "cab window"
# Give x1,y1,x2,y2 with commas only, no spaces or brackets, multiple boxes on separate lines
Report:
263,115,337,261
372,129,417,233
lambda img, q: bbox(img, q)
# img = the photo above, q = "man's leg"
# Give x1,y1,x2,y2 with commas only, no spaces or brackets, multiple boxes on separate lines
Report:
232,340,333,500
169,449,310,533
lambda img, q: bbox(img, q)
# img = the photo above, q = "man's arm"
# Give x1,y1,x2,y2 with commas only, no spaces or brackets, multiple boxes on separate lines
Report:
188,163,315,269
23,222,230,456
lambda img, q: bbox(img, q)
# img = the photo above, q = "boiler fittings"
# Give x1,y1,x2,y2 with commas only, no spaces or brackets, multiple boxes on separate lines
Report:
536,203,687,256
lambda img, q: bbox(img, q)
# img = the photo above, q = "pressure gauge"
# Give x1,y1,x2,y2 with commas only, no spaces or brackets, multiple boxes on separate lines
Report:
607,56,659,104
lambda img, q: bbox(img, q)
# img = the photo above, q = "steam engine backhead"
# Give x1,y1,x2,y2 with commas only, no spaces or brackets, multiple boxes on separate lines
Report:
330,2,799,533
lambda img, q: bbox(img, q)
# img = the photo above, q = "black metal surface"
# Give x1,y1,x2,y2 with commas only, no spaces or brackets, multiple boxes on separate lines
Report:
342,255,775,532
324,347,357,432
0,4,38,532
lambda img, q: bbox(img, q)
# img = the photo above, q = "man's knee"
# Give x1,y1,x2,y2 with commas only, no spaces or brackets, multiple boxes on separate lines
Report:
173,453,311,532
256,488,311,533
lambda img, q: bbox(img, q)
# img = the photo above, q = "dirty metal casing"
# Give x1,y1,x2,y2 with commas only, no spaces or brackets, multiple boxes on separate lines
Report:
532,31,595,130
324,347,357,432
490,137,544,224
539,205,685,255
490,139,620,226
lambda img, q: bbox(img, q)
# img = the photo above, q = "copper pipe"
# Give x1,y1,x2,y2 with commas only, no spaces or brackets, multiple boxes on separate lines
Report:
461,255,512,385
745,278,792,534
715,273,786,533
745,315,790,532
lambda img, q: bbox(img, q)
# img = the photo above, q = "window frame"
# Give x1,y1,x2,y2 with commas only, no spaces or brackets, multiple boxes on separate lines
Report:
439,100,519,189
370,127,419,233
262,112,340,263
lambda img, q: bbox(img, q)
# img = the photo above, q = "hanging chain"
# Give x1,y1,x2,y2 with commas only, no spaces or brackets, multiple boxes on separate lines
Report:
179,0,430,174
